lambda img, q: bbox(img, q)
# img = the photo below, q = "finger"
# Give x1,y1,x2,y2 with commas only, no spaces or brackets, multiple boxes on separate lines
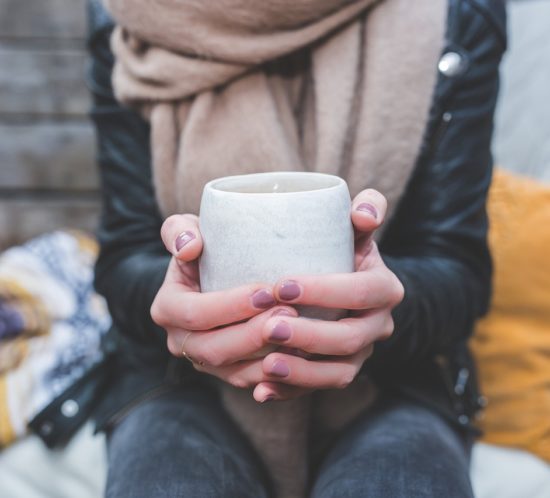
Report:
160,256,201,289
152,281,279,330
194,359,265,390
160,214,203,262
253,382,312,403
350,189,387,236
274,269,403,310
263,310,394,356
261,349,373,390
166,307,298,365
354,238,379,272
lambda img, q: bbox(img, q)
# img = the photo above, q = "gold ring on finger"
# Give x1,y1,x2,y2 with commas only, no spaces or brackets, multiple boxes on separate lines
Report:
180,332,204,366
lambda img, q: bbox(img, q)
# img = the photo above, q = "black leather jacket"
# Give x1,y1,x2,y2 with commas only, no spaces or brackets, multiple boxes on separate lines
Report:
78,0,506,437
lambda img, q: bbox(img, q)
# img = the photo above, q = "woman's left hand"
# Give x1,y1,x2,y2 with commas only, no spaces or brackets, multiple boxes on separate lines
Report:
252,189,404,402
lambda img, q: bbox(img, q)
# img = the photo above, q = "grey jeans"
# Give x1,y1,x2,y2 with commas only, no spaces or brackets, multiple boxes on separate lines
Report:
105,386,474,498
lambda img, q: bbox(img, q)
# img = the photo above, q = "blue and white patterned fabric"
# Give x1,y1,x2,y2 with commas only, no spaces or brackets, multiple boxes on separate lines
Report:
0,231,111,446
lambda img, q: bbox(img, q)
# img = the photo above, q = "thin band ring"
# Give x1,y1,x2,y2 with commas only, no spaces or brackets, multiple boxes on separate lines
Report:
180,332,203,366
180,332,193,362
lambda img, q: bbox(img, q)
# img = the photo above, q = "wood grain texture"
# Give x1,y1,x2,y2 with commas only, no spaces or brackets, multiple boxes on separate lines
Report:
0,46,90,115
0,122,98,190
0,0,102,249
0,199,100,249
0,0,86,39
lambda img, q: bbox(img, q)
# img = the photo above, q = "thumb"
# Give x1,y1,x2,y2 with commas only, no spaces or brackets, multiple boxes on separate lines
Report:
351,189,388,239
160,214,203,262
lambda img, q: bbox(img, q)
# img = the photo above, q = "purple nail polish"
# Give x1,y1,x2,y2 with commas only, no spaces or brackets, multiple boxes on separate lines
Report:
270,321,291,342
356,203,378,219
252,289,277,309
270,360,290,378
175,231,195,252
279,281,301,301
262,395,275,403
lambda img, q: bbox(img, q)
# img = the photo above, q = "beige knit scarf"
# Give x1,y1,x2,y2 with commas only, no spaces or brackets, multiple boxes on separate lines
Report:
105,0,446,495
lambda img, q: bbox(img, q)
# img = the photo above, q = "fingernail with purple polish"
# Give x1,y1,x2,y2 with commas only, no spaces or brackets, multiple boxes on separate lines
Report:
252,289,277,309
270,360,290,378
356,203,378,219
279,280,301,301
175,231,195,252
270,321,291,342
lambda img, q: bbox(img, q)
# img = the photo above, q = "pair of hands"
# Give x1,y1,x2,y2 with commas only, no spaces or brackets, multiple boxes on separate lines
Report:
151,189,404,402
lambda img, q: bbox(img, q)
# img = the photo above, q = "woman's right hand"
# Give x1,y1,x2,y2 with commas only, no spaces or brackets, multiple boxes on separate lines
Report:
151,214,297,389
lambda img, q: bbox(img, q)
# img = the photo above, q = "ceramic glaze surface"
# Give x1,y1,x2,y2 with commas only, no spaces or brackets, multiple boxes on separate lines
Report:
199,172,354,296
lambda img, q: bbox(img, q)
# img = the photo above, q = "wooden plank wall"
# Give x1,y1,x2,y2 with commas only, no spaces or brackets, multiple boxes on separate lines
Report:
0,0,100,249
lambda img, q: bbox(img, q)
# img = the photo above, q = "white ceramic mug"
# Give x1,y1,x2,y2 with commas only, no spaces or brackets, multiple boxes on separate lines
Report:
199,171,354,318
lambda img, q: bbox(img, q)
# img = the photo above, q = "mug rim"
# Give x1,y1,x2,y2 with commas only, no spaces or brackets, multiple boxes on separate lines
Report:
205,171,346,195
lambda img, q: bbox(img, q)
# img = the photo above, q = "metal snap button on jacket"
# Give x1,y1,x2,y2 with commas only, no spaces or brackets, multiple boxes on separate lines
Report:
39,421,54,436
61,399,80,418
438,52,464,77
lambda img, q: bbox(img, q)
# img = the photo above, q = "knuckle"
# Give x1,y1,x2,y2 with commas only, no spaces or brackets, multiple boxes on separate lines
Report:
179,299,201,330
227,374,249,390
336,367,356,390
301,327,317,353
150,296,168,328
349,280,370,309
364,344,375,359
193,339,223,367
166,335,181,357
381,315,395,340
200,348,224,368
389,274,405,306
246,320,266,351
342,328,364,356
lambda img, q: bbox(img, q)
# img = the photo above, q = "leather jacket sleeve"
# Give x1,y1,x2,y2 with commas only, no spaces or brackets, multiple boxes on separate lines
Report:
371,0,506,377
87,5,169,352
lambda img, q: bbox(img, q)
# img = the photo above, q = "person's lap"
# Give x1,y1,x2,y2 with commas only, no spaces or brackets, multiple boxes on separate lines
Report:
105,386,271,498
105,387,473,498
310,398,474,497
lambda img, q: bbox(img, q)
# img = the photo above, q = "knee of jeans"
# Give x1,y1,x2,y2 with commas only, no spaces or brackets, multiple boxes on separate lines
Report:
106,396,269,498
313,404,470,485
358,404,465,449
